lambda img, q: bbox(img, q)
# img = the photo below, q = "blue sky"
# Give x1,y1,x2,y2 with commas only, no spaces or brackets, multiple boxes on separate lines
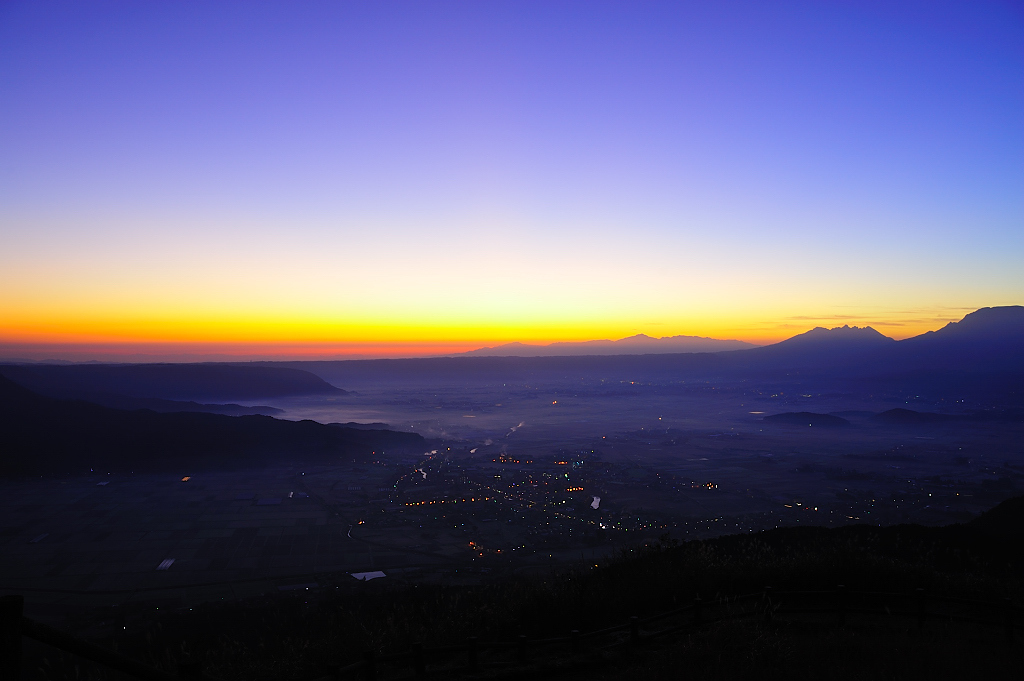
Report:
1,1,1021,356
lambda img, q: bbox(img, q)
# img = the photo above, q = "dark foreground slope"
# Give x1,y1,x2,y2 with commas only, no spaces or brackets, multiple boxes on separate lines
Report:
0,376,422,475
28,497,1024,681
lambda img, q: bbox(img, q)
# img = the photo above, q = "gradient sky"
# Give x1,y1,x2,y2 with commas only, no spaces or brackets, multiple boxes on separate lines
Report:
1,1,1022,359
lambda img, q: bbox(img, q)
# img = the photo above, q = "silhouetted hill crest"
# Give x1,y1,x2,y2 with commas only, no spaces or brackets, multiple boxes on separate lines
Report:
724,324,895,374
268,306,1024,399
927,305,1024,339
969,494,1024,538
873,408,954,425
763,324,895,349
763,412,851,427
0,362,345,403
869,305,1024,377
0,375,421,476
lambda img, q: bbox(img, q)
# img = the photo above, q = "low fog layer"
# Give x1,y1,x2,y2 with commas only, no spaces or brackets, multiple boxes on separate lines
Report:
1,306,1021,607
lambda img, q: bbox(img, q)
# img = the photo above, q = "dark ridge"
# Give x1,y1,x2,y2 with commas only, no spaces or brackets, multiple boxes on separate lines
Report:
762,412,851,427
879,305,1024,375
258,306,1024,404
969,494,1024,538
0,362,345,402
69,499,1024,681
721,324,896,373
328,421,393,430
0,375,422,476
60,392,284,416
829,410,876,419
755,324,894,350
872,408,957,425
926,304,1024,339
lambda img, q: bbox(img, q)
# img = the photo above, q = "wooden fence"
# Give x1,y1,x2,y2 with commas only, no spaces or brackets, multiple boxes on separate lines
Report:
1,587,1020,681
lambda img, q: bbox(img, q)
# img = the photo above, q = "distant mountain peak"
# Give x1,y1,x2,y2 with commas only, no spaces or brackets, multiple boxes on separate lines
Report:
810,324,888,335
774,324,894,347
930,305,1024,337
463,334,758,357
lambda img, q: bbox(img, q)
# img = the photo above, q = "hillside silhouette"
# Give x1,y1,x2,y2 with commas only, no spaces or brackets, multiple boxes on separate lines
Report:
0,362,344,403
740,324,895,369
870,305,1024,375
51,495,1024,681
283,306,1024,402
0,375,421,476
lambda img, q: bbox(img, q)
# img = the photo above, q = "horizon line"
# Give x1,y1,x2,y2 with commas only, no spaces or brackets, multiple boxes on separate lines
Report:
0,323,914,364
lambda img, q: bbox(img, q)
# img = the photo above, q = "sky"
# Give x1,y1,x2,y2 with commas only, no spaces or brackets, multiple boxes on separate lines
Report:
1,1,1022,360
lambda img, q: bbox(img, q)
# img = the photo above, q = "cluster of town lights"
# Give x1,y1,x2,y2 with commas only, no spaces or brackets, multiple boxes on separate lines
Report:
404,496,492,507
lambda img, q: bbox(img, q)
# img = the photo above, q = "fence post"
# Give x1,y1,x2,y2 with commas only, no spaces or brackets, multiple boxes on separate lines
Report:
362,651,376,681
0,595,23,681
915,588,926,631
693,595,703,625
517,634,528,662
629,616,639,645
570,629,581,654
1004,599,1014,645
411,642,425,676
763,587,773,623
467,636,479,672
835,584,847,626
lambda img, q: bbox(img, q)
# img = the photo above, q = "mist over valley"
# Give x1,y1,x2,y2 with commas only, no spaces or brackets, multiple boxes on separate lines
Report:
3,307,1022,616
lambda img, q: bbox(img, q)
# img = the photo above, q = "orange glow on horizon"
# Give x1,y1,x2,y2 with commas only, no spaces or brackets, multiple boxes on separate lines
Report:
0,295,988,362
0,310,975,363
0,306,969,347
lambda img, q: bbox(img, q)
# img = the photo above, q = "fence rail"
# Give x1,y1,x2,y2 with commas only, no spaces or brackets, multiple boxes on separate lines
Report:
1,587,1020,681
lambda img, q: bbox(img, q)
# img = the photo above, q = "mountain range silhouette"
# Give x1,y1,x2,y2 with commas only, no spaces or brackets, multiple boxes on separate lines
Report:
2,306,1021,405
465,333,755,356
274,306,1024,401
